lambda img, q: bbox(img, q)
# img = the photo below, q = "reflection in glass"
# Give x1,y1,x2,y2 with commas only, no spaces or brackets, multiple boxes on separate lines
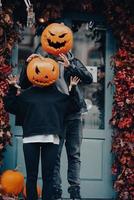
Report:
72,23,105,129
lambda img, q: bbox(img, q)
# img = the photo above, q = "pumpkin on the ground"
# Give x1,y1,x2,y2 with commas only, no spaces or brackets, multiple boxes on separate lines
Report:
41,23,73,55
0,170,24,196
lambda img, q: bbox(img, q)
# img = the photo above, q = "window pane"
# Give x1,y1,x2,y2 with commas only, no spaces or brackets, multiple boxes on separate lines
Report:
72,23,105,129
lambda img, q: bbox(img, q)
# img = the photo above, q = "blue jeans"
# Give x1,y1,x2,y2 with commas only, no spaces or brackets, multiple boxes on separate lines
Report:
53,119,82,190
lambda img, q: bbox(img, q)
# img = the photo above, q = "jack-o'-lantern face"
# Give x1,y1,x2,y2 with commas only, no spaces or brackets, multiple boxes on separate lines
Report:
27,57,59,87
41,23,73,56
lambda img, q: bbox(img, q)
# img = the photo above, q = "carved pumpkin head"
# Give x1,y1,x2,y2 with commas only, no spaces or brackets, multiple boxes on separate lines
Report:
41,23,73,55
26,57,59,87
1,170,24,195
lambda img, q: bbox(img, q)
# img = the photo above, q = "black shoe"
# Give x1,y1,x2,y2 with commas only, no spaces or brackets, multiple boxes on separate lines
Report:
68,185,81,199
53,187,62,199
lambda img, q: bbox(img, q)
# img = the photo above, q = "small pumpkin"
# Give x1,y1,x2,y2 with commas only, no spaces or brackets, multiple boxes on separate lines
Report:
23,184,42,199
1,170,24,195
26,57,59,87
41,23,73,55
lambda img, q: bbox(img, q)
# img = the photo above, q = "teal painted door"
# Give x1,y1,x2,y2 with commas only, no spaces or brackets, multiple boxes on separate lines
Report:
3,24,116,199
59,24,116,199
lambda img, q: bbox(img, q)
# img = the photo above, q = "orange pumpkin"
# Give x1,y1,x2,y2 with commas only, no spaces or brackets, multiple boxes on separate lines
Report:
1,170,24,195
41,23,73,55
23,184,42,199
26,57,59,87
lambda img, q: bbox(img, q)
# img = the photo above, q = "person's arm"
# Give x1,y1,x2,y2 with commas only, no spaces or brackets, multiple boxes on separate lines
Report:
69,86,83,112
65,58,93,84
3,85,19,115
68,76,83,112
3,76,20,115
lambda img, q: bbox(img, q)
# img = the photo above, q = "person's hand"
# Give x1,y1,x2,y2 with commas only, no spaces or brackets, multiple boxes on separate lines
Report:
58,53,70,68
7,74,21,89
69,76,80,91
26,54,45,63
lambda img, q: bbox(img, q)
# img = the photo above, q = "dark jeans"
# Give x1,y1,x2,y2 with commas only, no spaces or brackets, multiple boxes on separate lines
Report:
23,143,59,200
53,119,82,190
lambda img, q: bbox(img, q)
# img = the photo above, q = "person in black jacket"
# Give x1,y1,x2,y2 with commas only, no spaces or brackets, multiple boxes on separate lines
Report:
3,74,82,200
19,51,93,200
52,53,93,200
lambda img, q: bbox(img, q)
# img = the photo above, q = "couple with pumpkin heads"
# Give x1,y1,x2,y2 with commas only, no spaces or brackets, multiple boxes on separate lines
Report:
4,23,93,200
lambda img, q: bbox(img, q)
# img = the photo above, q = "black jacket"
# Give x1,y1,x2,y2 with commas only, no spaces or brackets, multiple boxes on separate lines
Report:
19,52,93,89
3,85,82,138
64,52,93,85
19,52,93,117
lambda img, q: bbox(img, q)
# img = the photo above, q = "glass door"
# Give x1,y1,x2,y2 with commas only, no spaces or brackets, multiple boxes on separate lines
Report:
72,22,105,130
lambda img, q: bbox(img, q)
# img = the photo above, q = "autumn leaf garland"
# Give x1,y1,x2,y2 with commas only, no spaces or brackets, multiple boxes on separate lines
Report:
110,49,134,199
0,9,20,165
104,1,134,199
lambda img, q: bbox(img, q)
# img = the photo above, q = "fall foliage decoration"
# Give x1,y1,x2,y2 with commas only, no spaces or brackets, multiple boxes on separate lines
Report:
103,0,134,199
41,23,73,56
1,170,24,196
27,57,59,87
0,8,20,165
